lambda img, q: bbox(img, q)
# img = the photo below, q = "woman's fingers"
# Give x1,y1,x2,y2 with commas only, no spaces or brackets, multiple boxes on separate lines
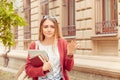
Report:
68,40,76,50
67,40,80,55
43,55,49,62
42,61,52,71
47,61,52,71
76,41,80,48
39,55,52,71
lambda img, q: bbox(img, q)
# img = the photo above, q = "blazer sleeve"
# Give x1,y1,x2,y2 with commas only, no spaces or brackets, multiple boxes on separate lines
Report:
63,39,74,71
25,41,47,77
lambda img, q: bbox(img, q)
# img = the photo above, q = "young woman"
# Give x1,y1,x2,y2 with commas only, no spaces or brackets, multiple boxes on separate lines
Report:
25,15,77,80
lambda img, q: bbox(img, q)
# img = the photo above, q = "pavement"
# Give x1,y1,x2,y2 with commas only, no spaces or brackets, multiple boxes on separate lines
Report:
0,66,17,74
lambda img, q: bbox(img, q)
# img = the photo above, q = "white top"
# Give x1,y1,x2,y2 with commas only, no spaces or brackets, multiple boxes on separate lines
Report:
36,41,62,80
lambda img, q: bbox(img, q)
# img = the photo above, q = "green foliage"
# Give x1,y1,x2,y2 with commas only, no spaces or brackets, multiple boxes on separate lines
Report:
0,0,27,48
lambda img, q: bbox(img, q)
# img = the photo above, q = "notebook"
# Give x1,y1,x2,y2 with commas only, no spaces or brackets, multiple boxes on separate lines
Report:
28,50,49,67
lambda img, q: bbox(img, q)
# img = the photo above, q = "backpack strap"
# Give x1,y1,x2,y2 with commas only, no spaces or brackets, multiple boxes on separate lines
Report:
35,41,40,50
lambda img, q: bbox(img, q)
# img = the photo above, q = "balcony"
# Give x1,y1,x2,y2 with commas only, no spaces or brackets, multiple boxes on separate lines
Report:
95,20,118,34
62,25,76,38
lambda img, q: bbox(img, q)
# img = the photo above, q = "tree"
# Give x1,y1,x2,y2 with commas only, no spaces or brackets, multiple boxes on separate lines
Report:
0,0,27,66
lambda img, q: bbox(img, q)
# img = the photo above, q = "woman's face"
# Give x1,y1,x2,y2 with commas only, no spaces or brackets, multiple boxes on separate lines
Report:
42,19,55,39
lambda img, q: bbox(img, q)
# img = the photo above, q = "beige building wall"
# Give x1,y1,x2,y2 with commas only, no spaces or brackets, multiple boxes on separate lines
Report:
118,0,120,56
30,0,40,41
10,0,120,56
75,0,94,55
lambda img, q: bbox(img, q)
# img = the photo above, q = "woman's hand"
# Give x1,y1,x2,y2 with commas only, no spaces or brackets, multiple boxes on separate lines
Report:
42,60,52,72
67,40,79,56
38,55,52,72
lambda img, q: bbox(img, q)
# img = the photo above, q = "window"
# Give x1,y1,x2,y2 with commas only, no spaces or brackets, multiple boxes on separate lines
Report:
62,0,76,37
40,0,49,15
23,0,31,50
67,0,75,25
102,0,117,21
23,0,31,39
14,27,18,39
95,0,117,34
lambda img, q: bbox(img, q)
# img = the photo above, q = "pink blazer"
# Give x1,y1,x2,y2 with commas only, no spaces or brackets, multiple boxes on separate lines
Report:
25,38,74,80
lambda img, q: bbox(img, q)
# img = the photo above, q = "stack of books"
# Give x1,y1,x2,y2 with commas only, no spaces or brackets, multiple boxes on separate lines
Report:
28,50,49,67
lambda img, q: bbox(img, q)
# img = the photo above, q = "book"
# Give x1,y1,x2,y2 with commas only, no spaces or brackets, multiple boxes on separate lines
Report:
28,50,49,67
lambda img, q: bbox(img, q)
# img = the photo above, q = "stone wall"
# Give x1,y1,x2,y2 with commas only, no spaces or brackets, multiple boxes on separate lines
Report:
68,70,119,80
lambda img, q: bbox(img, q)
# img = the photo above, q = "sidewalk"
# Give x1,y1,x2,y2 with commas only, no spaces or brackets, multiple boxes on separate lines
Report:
0,66,17,74
0,66,17,80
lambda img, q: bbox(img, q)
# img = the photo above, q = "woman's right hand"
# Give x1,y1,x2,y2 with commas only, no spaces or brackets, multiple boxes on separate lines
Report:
42,61,52,71
38,55,52,71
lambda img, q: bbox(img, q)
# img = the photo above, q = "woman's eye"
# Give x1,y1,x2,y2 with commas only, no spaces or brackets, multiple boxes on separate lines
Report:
50,25,55,28
43,25,55,28
43,25,48,28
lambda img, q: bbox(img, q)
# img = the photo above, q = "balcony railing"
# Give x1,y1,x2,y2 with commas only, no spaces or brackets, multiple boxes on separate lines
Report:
62,25,76,37
95,20,118,34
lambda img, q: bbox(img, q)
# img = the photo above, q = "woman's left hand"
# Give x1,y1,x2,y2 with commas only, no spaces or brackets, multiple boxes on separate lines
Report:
67,40,78,56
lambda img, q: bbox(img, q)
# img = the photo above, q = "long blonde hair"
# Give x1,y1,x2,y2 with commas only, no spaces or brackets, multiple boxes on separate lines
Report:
39,15,62,42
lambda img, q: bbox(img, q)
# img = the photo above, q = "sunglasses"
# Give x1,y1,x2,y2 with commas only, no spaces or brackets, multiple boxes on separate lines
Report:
43,15,56,19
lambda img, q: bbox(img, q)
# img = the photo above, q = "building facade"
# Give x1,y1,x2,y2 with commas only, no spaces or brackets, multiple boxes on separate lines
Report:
13,0,120,56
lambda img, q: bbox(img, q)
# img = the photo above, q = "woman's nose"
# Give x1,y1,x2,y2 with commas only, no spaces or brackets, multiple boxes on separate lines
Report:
48,26,51,30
